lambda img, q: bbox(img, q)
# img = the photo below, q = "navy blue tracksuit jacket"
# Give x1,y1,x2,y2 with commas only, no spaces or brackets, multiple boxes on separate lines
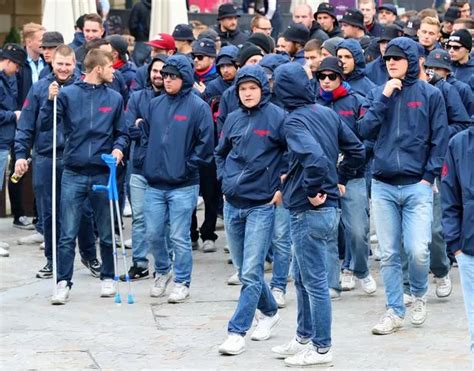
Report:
0,71,18,151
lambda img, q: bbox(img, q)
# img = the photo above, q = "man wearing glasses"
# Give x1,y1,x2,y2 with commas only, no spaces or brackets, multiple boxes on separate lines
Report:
251,14,273,37
447,29,474,90
357,37,449,335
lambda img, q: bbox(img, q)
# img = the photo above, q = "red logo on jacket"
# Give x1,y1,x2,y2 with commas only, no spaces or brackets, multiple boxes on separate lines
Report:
254,129,271,137
98,107,112,113
338,110,353,116
22,99,30,109
407,101,422,108
441,163,448,178
174,114,188,121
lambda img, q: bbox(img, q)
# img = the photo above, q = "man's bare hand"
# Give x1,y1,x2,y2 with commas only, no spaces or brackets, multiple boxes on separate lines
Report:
48,81,59,101
382,78,402,98
14,110,21,121
194,81,206,94
338,184,346,196
14,159,29,176
308,193,327,207
111,149,123,165
269,190,282,206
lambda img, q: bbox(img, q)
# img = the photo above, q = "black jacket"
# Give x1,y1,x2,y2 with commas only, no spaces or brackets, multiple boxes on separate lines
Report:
129,0,151,42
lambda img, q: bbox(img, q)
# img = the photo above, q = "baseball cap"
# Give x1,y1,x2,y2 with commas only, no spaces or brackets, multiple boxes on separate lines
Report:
146,33,176,51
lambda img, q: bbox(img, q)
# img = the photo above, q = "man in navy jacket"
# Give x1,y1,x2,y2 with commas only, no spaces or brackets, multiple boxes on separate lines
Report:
357,37,449,335
272,62,365,367
441,127,474,367
44,49,129,305
141,55,213,304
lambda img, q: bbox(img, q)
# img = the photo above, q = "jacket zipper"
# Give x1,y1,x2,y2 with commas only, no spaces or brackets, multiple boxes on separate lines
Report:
396,94,401,172
235,111,252,187
89,86,93,161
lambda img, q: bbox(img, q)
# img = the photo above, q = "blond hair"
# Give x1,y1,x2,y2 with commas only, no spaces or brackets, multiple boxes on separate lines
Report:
22,23,46,41
421,16,441,30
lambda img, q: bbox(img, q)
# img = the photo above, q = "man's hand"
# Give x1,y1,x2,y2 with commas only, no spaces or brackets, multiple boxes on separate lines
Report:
14,110,21,121
269,190,282,206
454,249,462,256
48,81,59,101
280,173,287,183
135,118,143,127
420,179,431,186
308,193,327,207
338,184,346,196
194,81,206,94
382,79,402,98
111,149,123,165
14,159,29,176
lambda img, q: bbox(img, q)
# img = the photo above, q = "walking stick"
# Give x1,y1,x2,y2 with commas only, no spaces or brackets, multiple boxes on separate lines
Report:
52,95,58,297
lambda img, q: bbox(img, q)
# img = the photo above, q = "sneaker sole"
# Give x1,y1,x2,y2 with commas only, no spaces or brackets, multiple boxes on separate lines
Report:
51,299,67,305
284,360,333,368
341,285,355,292
168,294,190,304
100,292,116,298
435,288,452,298
371,326,402,335
36,273,53,279
218,346,246,355
410,317,426,326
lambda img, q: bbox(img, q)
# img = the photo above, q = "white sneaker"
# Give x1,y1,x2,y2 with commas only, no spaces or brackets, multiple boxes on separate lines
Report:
100,279,116,297
223,244,230,253
51,281,70,305
168,282,190,303
39,242,45,250
272,288,286,308
372,308,404,335
0,241,9,249
341,270,355,291
250,312,280,341
284,347,333,367
202,240,217,253
150,272,172,297
197,196,204,209
372,247,381,261
227,272,241,286
403,293,413,307
0,246,10,257
360,274,377,294
410,296,427,326
218,333,245,355
435,274,452,298
370,234,378,244
264,261,272,272
124,239,132,249
271,338,309,359
329,288,341,301
123,199,132,217
17,232,44,245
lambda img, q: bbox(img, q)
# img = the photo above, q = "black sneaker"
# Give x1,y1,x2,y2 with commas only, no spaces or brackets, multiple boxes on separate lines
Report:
13,216,35,230
36,263,53,279
120,265,149,281
81,258,101,278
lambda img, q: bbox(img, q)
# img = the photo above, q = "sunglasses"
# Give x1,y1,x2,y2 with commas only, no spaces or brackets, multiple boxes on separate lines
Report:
383,55,404,62
447,45,462,51
193,55,206,61
161,72,180,80
317,72,338,81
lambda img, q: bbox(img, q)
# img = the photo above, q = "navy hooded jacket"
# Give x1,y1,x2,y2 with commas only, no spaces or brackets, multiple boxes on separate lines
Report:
118,61,137,91
441,126,474,256
39,80,129,175
273,62,366,212
446,75,474,116
365,56,389,86
292,49,306,65
141,55,214,190
15,73,77,160
452,57,474,91
217,84,239,135
337,39,376,97
215,65,287,208
132,63,148,91
357,37,449,185
0,71,18,151
260,53,291,108
69,32,85,50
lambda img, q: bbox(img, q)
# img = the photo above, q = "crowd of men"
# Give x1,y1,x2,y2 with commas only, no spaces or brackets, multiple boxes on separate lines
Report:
0,0,473,367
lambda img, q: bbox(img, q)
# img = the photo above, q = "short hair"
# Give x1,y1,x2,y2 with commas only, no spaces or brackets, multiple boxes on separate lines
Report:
454,17,474,28
84,13,103,27
418,8,438,21
251,14,269,30
83,49,113,73
452,0,470,7
22,23,46,41
85,38,110,53
53,44,76,62
420,16,441,30
400,10,418,20
304,39,322,52
358,0,375,8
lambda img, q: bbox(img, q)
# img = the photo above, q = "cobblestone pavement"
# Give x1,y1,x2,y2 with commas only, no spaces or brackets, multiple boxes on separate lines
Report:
0,214,471,370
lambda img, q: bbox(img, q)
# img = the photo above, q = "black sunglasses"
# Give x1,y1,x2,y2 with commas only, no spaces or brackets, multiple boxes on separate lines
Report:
447,44,462,51
193,55,206,61
383,55,404,62
161,72,180,80
317,72,338,81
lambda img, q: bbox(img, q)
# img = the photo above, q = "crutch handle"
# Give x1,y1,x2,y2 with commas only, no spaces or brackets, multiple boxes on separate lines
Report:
101,153,118,168
92,184,109,192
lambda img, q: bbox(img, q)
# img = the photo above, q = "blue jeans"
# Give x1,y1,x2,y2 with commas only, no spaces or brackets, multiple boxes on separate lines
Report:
340,178,370,279
291,207,339,349
32,156,44,235
57,169,114,285
457,252,474,368
129,174,149,268
144,184,198,286
372,179,433,318
224,202,278,336
270,204,291,293
0,149,8,191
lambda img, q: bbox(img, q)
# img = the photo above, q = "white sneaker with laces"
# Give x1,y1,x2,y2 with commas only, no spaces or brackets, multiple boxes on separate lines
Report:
124,239,133,249
372,308,404,335
271,337,309,358
218,333,245,355
0,241,9,249
100,279,116,297
227,272,241,286
0,246,10,257
17,232,44,245
202,240,217,253
360,274,377,294
284,347,333,367
329,288,341,301
150,272,172,297
168,283,190,303
341,270,355,291
272,288,286,308
250,312,280,341
410,296,427,326
403,293,413,307
435,274,452,298
51,281,70,305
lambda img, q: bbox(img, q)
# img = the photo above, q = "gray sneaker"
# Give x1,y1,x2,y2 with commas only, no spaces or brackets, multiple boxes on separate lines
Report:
372,309,404,335
150,272,172,297
202,240,217,253
410,296,427,326
168,283,190,303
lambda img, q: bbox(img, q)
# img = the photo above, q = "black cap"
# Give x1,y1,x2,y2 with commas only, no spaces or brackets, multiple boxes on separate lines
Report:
107,35,129,59
424,49,452,71
217,3,240,20
237,44,263,66
317,56,344,78
0,43,27,66
314,3,337,22
448,29,472,51
340,8,365,30
160,63,181,77
321,37,344,56
378,4,397,16
283,23,310,46
247,33,273,54
444,6,461,23
172,24,195,41
383,44,407,60
403,17,421,37
41,31,64,48
216,45,239,67
192,38,216,57
236,75,261,87
378,25,404,43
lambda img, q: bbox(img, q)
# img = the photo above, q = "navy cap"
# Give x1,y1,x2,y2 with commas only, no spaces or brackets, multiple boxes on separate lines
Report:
403,17,421,37
378,25,404,43
340,8,365,30
317,56,344,78
283,23,310,46
0,43,27,66
192,38,216,57
424,49,452,71
383,44,407,60
172,24,195,41
379,4,398,16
